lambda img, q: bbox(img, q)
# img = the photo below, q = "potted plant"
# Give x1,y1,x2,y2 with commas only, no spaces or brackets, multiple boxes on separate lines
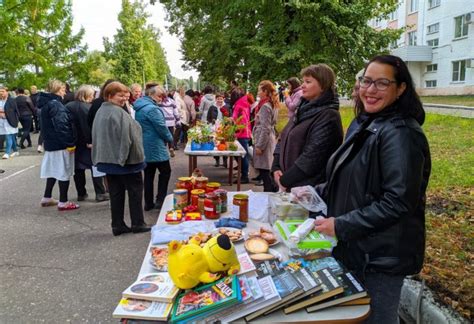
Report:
187,122,214,151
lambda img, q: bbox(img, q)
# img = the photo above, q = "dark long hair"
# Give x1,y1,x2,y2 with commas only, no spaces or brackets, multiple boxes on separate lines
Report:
356,55,425,125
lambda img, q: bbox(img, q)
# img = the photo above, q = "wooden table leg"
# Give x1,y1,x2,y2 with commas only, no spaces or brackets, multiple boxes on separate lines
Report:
192,156,197,174
228,155,233,185
188,155,193,176
237,156,242,191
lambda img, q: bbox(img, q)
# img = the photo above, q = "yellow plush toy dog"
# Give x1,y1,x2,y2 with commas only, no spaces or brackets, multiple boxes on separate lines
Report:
202,234,240,275
167,240,220,289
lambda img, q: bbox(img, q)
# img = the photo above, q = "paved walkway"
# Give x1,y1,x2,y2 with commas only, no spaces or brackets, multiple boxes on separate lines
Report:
0,134,261,323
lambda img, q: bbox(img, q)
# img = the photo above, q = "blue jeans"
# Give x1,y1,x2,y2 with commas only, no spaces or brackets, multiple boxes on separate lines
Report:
5,134,18,155
363,272,405,324
238,138,250,178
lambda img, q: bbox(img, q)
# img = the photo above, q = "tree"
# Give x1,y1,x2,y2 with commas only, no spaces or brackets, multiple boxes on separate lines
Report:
105,0,169,86
0,0,87,87
72,50,115,87
159,0,402,94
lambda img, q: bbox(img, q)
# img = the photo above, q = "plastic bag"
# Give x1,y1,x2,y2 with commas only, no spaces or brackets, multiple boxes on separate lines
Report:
290,185,327,216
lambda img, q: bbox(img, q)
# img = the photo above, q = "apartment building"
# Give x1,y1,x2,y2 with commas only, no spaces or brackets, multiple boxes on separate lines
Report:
372,0,474,95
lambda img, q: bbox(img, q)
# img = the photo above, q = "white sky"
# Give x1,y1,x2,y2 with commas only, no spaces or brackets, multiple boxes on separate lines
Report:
71,0,199,80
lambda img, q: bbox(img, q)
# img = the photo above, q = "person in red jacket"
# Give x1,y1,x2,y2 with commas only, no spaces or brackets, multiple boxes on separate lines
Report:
232,93,252,183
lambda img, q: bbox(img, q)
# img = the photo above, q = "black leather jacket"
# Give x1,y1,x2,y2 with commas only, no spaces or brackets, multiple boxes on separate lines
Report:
317,113,431,277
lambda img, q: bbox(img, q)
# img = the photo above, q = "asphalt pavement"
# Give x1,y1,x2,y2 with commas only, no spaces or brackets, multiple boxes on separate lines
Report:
0,133,260,323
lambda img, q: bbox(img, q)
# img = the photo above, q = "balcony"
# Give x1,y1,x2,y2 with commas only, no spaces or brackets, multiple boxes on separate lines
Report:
391,46,433,62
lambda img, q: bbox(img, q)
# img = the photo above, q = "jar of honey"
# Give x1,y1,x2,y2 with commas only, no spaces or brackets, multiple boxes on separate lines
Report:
206,182,221,193
204,193,219,219
232,194,249,222
176,177,193,203
194,176,208,190
191,189,205,206
198,193,206,215
214,189,228,213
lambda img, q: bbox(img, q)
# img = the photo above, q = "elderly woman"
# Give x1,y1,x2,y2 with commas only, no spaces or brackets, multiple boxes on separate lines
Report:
92,81,150,236
313,55,431,323
38,80,78,210
253,80,279,191
133,85,173,211
66,85,108,202
0,85,19,159
283,77,303,120
272,64,343,191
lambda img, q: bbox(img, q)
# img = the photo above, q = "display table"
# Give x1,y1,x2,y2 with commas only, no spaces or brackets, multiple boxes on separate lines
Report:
138,193,370,323
184,141,247,191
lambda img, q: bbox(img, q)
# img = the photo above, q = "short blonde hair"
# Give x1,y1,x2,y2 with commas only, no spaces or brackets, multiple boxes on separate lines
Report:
75,85,95,102
47,80,65,94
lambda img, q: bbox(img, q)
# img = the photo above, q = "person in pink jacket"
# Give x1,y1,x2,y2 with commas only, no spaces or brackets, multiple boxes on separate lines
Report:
284,77,303,120
232,93,252,183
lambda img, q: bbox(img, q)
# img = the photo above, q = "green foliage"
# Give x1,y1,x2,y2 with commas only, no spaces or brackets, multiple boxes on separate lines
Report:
73,51,115,87
421,95,474,107
0,0,87,88
159,0,401,94
105,0,169,86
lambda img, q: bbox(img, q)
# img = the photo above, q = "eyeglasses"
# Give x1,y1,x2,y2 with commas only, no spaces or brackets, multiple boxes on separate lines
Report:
359,77,397,91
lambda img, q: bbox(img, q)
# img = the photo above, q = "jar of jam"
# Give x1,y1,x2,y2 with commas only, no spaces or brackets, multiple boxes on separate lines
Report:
214,189,228,213
232,194,249,222
198,193,206,215
191,189,205,207
194,176,208,190
206,182,221,193
204,193,219,219
176,177,193,203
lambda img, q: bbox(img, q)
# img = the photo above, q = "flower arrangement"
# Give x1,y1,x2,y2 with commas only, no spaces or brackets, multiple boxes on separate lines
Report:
215,117,244,143
187,121,213,144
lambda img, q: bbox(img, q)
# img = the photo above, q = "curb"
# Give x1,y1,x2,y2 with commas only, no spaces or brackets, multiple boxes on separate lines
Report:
399,278,469,323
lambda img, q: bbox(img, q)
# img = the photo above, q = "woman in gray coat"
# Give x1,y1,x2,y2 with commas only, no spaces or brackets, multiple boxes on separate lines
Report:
253,80,279,192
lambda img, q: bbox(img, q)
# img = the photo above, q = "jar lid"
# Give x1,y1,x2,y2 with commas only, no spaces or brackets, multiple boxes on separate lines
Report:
214,189,227,194
233,194,249,200
207,182,221,187
173,189,188,194
195,176,209,181
178,177,192,181
191,189,206,195
205,192,217,198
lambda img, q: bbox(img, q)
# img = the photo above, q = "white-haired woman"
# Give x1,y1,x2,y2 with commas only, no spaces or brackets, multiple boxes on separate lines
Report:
66,85,108,202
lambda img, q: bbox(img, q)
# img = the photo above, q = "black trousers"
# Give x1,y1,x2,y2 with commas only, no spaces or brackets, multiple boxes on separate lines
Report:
106,173,144,228
73,169,106,197
143,161,171,209
19,115,32,146
44,178,69,202
257,169,275,192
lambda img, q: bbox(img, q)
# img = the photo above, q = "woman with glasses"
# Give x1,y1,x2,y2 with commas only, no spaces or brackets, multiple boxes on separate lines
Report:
312,55,431,323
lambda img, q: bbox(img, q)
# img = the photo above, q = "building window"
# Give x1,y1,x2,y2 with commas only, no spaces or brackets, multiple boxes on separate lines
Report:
390,40,398,49
389,9,398,21
427,64,438,72
429,0,441,8
427,23,440,34
425,80,437,88
454,14,469,38
410,0,419,12
408,31,417,45
427,38,439,47
452,60,467,82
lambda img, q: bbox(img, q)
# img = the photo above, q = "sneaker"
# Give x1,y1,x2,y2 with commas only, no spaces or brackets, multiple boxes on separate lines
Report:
254,180,264,186
58,201,80,211
77,193,88,201
169,148,175,157
2,153,9,159
41,198,58,207
95,193,110,202
10,151,19,157
37,145,44,153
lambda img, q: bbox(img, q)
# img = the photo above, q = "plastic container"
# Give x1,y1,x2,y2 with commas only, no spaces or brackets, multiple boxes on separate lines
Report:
173,189,188,210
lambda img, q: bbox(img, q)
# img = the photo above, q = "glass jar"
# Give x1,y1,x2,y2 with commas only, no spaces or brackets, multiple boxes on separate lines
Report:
173,189,188,210
176,177,193,203
204,193,219,219
191,189,206,207
206,182,221,193
194,177,209,190
232,194,249,222
214,189,228,213
197,193,206,215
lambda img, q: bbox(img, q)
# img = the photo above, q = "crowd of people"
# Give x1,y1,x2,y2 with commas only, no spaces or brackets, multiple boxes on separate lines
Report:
0,54,432,323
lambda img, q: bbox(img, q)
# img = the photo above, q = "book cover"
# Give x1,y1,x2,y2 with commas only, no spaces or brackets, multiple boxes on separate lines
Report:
243,276,281,322
305,256,344,276
112,298,173,321
255,259,283,277
306,271,367,312
170,275,241,323
122,273,179,303
339,296,371,306
283,267,343,314
237,252,257,276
